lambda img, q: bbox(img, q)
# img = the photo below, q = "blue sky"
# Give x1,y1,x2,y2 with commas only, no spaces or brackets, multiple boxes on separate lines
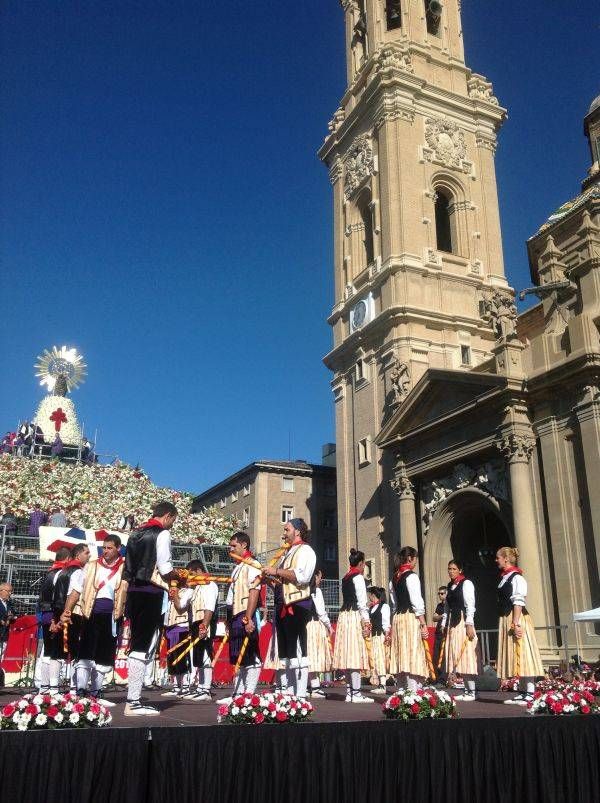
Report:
1,1,597,493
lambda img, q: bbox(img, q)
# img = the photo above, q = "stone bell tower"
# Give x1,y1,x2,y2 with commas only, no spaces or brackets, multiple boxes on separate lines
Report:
319,1,512,583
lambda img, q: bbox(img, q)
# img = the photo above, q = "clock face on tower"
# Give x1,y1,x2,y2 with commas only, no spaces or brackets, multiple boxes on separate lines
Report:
351,299,368,331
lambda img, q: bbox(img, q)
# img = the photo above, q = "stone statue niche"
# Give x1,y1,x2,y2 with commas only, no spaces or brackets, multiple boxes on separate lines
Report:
480,290,517,341
387,356,411,409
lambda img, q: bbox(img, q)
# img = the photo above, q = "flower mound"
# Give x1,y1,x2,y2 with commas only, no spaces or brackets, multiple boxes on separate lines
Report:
382,687,457,721
0,692,112,731
529,682,600,716
217,692,313,725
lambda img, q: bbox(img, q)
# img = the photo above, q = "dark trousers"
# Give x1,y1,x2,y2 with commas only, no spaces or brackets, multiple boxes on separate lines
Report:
275,604,311,660
126,591,164,656
79,613,119,667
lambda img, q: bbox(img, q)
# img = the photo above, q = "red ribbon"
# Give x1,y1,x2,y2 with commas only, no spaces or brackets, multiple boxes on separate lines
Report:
342,566,363,581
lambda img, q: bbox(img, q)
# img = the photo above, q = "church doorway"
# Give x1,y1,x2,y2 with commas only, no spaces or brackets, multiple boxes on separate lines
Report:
423,488,513,638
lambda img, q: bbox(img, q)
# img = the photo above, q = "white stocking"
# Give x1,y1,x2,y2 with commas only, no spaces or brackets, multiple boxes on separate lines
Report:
127,656,146,703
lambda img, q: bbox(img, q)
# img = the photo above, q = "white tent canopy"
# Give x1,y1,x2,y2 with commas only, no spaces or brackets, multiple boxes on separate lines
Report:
573,607,600,622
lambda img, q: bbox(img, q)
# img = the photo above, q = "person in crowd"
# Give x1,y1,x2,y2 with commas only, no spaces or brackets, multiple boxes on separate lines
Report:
51,434,64,457
188,559,218,701
368,586,391,695
389,546,429,693
28,504,48,537
123,501,182,716
306,567,333,698
221,532,262,702
49,508,68,527
331,549,373,703
59,535,125,705
37,546,77,693
163,582,194,699
0,509,18,535
0,583,18,664
432,585,447,684
496,546,544,705
1,433,12,453
443,559,481,702
262,518,316,698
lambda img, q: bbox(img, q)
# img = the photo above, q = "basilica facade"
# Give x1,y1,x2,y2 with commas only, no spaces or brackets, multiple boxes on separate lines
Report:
320,0,600,660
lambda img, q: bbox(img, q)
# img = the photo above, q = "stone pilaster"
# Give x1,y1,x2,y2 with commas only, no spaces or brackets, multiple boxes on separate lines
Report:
391,464,418,549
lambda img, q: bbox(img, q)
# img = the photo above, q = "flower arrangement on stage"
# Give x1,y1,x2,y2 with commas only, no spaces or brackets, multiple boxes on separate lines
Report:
0,454,240,543
217,692,314,725
0,692,112,731
382,687,457,721
528,686,600,716
500,676,521,692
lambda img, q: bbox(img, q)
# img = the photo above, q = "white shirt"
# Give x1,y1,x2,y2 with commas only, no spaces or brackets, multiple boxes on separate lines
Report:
311,587,332,631
283,543,317,586
156,529,173,575
442,579,476,627
195,581,219,613
68,568,84,595
69,561,123,602
389,573,426,617
225,561,261,606
352,574,370,622
380,601,391,632
498,572,527,608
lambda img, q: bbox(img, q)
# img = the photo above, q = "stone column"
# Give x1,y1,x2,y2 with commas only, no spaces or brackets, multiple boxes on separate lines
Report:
391,465,418,549
496,432,547,627
573,383,600,575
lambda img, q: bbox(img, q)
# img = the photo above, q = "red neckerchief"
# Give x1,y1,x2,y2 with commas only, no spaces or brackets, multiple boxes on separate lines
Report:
452,574,466,585
369,601,380,610
96,557,124,591
50,558,82,571
141,518,164,529
393,563,413,583
501,566,523,576
343,566,363,581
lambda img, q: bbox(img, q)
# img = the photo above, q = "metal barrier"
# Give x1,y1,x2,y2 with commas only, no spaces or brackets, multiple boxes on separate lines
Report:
477,625,570,667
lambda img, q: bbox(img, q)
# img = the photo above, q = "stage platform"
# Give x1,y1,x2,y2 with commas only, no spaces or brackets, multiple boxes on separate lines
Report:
1,686,599,803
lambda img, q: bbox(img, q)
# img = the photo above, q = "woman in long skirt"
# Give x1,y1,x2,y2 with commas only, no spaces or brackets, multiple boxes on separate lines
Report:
389,546,429,692
496,546,544,705
367,586,390,695
332,549,373,703
307,568,333,698
443,559,481,701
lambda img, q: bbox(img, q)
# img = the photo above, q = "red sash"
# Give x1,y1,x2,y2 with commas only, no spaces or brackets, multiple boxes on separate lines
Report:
96,557,124,592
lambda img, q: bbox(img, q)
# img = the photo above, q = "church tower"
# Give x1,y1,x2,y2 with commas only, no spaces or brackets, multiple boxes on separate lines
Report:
319,1,511,583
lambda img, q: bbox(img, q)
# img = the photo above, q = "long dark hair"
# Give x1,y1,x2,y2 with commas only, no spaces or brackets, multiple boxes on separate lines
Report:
310,566,323,594
393,546,418,568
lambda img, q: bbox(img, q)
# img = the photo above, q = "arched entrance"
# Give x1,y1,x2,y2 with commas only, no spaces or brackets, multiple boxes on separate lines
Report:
423,488,513,634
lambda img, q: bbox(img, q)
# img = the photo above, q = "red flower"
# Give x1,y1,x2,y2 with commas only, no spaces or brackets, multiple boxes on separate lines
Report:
73,702,85,713
276,711,288,722
389,696,400,707
234,696,244,707
268,702,276,712
581,705,591,715
2,704,16,717
251,695,260,707
47,706,59,717
42,695,52,705
218,705,228,716
255,713,265,724
90,704,101,715
25,704,38,716
410,703,421,714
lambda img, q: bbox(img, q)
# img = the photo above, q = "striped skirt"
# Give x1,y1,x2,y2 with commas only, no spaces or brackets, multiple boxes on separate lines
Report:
307,619,333,673
370,632,389,680
389,611,429,678
444,616,481,676
497,612,544,679
332,610,370,672
262,631,284,671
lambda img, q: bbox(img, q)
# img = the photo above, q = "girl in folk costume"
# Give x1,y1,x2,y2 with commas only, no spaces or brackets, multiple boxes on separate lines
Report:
331,549,373,703
367,586,391,695
307,568,333,699
163,584,194,698
188,559,219,701
389,546,430,692
443,559,481,702
496,546,544,705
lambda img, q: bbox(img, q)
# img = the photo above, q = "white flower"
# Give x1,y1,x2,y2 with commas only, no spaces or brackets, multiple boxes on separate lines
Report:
11,712,21,724
231,706,239,715
17,721,28,731
35,714,47,726
69,713,80,724
54,712,64,723
86,712,96,722
33,695,43,705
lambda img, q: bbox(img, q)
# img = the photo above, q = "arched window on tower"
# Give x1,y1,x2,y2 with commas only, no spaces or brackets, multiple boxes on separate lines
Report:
386,2,402,30
424,0,442,36
434,191,455,254
358,193,374,268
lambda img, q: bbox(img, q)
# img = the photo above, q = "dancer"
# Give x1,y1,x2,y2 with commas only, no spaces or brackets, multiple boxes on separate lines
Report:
443,559,480,701
367,586,391,695
262,619,287,693
188,559,218,701
123,501,181,716
60,535,125,703
331,549,373,703
306,567,333,698
389,546,429,692
38,546,72,693
262,518,316,698
223,532,261,702
496,546,544,705
54,543,91,687
163,583,193,698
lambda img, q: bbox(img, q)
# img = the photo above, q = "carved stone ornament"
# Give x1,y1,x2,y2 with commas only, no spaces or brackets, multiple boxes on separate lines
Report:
424,117,468,170
375,44,413,75
495,433,536,464
344,134,375,199
467,75,499,106
391,472,415,500
389,358,411,404
328,107,346,135
421,460,508,532
480,290,517,341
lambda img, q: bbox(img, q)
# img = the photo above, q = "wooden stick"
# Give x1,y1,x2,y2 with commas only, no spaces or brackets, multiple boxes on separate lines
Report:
171,635,201,667
514,634,522,677
62,622,69,654
231,554,263,570
437,632,447,670
166,634,192,655
363,635,374,673
211,632,229,668
423,638,436,680
233,636,249,676
452,637,470,675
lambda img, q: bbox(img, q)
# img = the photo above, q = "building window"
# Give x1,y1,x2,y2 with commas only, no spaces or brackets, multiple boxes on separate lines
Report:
355,358,368,384
242,508,250,527
425,1,442,36
324,541,337,562
243,484,250,496
435,191,454,254
358,437,371,467
386,2,402,30
220,498,226,509
461,345,472,366
282,477,294,492
323,511,337,529
231,491,238,502
281,505,294,524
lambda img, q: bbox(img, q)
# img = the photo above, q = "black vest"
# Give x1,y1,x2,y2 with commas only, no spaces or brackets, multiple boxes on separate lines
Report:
341,574,359,611
497,572,528,617
393,571,413,614
52,565,80,612
370,604,383,635
39,568,61,613
124,525,162,583
310,592,319,621
446,578,467,627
